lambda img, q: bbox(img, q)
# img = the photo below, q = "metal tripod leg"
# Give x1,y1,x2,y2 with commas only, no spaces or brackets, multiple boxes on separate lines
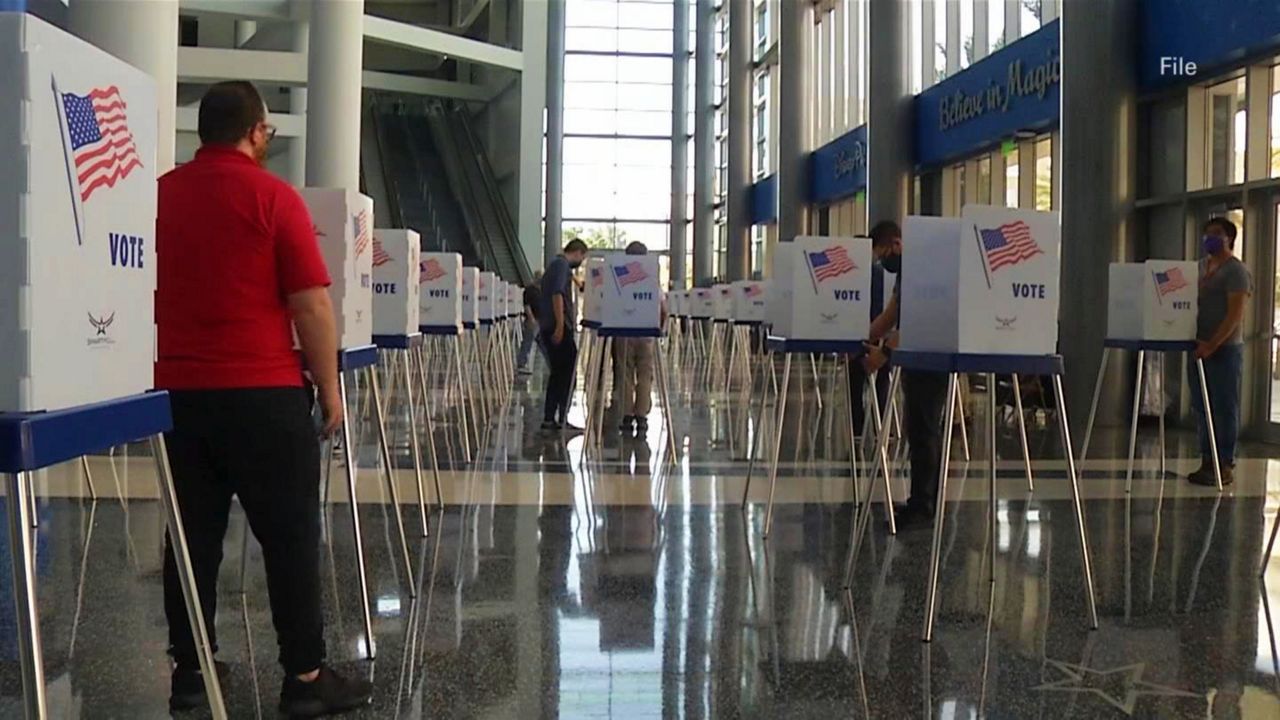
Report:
402,350,429,536
922,373,959,642
987,373,998,584
867,371,897,536
1079,347,1109,463
654,340,679,464
763,354,793,538
1051,374,1100,629
79,455,96,500
1011,375,1035,491
955,384,970,461
1124,350,1145,494
368,365,416,593
339,371,376,658
416,346,445,510
740,349,773,508
844,367,902,586
1195,358,1224,492
6,471,47,719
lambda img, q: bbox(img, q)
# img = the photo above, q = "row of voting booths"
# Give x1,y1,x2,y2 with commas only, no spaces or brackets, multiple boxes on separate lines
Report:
0,14,527,717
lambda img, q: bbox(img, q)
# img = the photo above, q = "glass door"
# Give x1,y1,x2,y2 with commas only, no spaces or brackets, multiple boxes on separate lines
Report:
1268,200,1280,426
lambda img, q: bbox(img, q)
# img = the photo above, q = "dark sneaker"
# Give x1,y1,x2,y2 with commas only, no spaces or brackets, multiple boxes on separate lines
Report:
279,666,373,718
561,422,585,435
1187,462,1212,484
540,420,561,433
887,503,934,531
1189,463,1234,488
619,415,635,433
517,366,533,376
170,660,229,712
634,417,649,433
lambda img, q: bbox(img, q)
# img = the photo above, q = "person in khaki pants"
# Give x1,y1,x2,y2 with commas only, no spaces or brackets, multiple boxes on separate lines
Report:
615,242,667,435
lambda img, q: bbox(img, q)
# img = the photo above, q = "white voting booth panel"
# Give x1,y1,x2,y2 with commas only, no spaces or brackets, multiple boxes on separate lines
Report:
584,257,605,325
508,283,520,318
767,243,794,334
418,252,462,330
691,288,714,319
460,267,479,327
371,229,420,336
667,291,682,317
477,271,495,323
900,206,1061,355
734,280,768,322
777,237,872,341
0,15,158,412
1106,261,1198,341
300,188,374,350
713,284,734,321
599,255,661,330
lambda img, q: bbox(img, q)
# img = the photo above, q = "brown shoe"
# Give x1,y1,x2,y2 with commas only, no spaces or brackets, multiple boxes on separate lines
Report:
1187,462,1212,484
1189,463,1233,488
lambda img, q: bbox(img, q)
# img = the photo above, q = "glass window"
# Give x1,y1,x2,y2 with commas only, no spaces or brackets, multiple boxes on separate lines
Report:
754,0,769,57
909,0,923,94
933,0,946,83
1021,0,1042,37
1271,65,1280,178
977,156,992,204
954,163,966,213
1035,136,1053,210
988,0,1006,53
960,0,974,69
1206,77,1247,187
1005,147,1020,207
753,68,769,178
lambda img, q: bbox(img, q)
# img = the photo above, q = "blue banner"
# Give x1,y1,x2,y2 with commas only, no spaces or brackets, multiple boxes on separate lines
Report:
914,20,1060,170
810,124,867,205
0,1,27,10
1140,0,1280,90
750,174,777,225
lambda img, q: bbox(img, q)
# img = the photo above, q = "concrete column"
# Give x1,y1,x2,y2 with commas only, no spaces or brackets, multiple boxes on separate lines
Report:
544,0,566,261
287,3,309,187
775,0,810,242
70,0,179,173
518,0,550,266
692,0,715,284
305,0,363,189
670,0,690,288
1060,0,1138,429
234,20,258,47
866,0,911,227
725,0,752,280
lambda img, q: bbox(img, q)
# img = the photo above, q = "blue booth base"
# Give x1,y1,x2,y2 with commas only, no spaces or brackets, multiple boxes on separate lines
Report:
1103,338,1196,352
892,350,1065,376
338,345,379,371
766,337,868,354
373,333,425,350
581,320,601,329
419,324,462,336
599,327,664,338
0,392,173,473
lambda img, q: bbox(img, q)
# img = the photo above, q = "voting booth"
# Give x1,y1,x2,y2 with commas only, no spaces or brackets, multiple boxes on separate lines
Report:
371,229,420,336
691,288,714,320
712,284,734,322
734,280,768,324
773,236,872,344
599,255,662,332
419,252,462,332
477,271,495,325
899,206,1060,356
583,256,605,327
0,15,227,717
300,188,374,350
460,267,479,328
0,15,158,412
1106,261,1198,341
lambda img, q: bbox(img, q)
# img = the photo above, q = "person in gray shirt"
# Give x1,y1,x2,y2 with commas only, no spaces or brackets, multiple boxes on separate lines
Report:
1188,217,1253,486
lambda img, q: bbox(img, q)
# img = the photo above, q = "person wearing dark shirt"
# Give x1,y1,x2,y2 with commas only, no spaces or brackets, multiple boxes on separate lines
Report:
156,81,371,715
517,270,544,374
1188,217,1253,486
540,239,589,431
861,220,948,529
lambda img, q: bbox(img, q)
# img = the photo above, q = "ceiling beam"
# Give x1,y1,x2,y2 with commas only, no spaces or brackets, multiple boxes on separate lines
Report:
176,107,305,137
178,0,290,21
362,71,490,101
363,15,522,71
178,47,306,85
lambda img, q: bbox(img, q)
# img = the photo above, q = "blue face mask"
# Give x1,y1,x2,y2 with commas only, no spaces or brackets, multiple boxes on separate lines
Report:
1202,234,1225,256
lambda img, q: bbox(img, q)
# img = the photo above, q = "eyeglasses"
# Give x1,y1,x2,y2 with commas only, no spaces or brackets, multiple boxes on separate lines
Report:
263,124,278,142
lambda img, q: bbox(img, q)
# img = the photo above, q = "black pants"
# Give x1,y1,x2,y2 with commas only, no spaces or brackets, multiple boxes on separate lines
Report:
846,358,891,436
163,387,325,675
542,332,578,424
902,370,949,513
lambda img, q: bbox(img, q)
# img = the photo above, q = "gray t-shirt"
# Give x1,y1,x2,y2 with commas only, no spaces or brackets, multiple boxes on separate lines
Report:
539,255,576,333
1196,256,1252,344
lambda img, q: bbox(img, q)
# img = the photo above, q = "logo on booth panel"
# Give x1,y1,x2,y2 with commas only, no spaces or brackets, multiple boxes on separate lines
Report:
372,239,392,267
352,211,371,257
420,258,447,282
54,79,144,246
86,311,116,347
975,221,1042,276
1153,267,1188,297
806,247,857,283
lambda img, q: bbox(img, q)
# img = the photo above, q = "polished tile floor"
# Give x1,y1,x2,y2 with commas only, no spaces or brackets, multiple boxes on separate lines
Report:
3,351,1280,718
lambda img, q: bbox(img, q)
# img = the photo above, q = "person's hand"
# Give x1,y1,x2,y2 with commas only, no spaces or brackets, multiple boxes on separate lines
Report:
1194,340,1216,360
862,342,887,374
552,324,565,346
317,385,344,437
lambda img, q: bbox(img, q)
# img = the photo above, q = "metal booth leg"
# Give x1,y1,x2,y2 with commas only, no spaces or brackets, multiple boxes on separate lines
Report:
844,367,902,587
338,371,376,658
1124,350,1146,494
402,349,429,536
1195,358,1224,492
6,471,47,719
1011,375,1035,491
150,435,229,719
80,455,97,500
416,345,446,510
1079,346,1110,463
740,349,774,508
453,337,474,464
367,365,417,591
1051,374,1100,629
654,338,679,464
867,371,897,536
955,385,971,461
763,354,794,538
987,373,998,582
922,373,959,641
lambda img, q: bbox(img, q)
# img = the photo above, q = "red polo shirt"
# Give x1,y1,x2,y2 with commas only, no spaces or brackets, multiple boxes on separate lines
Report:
155,146,330,389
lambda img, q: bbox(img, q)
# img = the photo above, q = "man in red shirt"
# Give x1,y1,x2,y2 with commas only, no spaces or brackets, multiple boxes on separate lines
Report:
156,81,371,716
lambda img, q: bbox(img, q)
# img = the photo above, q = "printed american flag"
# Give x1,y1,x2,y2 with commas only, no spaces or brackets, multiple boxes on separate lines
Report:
745,284,763,297
590,267,604,288
978,221,1042,272
353,210,371,257
420,258,446,282
372,238,392,267
1154,267,1188,297
61,86,142,201
808,246,857,282
615,261,648,287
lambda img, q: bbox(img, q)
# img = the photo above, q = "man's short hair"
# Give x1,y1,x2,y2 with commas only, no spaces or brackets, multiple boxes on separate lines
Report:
198,81,266,145
1203,217,1238,242
625,241,648,255
869,220,901,247
563,239,589,255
